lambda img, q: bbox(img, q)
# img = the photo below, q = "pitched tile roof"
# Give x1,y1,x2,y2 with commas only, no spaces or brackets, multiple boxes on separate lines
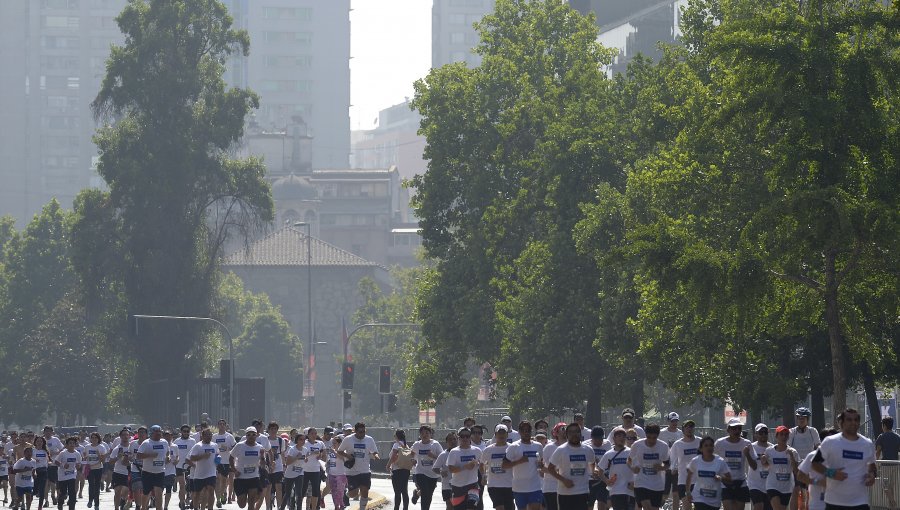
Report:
222,226,383,268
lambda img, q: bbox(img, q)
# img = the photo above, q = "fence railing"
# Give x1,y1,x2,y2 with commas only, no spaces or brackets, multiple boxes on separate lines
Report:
870,460,899,510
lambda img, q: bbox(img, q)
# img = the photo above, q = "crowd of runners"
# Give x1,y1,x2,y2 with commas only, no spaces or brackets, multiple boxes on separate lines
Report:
0,406,888,510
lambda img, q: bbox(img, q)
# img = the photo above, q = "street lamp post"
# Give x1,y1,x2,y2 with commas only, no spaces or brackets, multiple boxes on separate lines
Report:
293,222,314,417
131,314,234,424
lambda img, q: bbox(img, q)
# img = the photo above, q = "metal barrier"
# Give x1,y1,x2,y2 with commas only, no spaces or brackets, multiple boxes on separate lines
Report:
870,460,900,510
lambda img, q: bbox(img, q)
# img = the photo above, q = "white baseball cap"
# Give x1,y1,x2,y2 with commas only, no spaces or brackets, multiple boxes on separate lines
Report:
667,412,680,422
726,418,743,428
500,416,512,422
495,424,508,433
245,426,257,434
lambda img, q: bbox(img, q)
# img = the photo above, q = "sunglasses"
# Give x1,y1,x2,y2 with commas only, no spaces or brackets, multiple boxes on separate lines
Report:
626,437,638,441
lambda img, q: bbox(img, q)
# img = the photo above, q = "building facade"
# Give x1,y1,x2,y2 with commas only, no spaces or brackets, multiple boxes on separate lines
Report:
224,0,350,170
0,0,126,226
431,0,496,68
350,101,426,183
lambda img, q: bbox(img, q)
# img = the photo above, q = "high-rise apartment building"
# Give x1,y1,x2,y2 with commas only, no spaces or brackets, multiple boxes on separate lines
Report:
0,0,126,226
225,0,350,170
0,0,351,226
431,0,496,68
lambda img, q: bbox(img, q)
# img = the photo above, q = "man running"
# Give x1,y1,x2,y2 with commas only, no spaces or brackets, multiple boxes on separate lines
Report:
788,408,819,510
584,426,611,510
481,425,512,510
411,426,442,510
336,423,379,510
669,419,699,510
608,410,645,442
714,419,752,510
547,423,596,510
746,424,772,510
12,447,36,510
136,425,170,510
213,420,236,508
811,408,876,510
108,429,132,510
658,414,680,510
174,425,197,510
188,428,218,510
627,424,669,510
502,421,543,510
446,428,481,510
229,426,267,510
54,438,81,510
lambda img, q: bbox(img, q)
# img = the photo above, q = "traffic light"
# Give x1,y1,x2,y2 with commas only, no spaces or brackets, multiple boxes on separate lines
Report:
379,365,391,394
343,390,352,409
341,362,355,390
221,386,230,408
387,393,398,413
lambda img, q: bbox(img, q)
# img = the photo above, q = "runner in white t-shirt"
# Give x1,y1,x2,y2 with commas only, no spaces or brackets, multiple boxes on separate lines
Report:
810,409,876,509
173,425,197,510
547,424,596,510
54,438,83,510
714,419,754,510
336,423,380,510
212,420,236,508
598,428,634,510
411,425,443,510
446,428,482,510
787,408,819,510
502,421,543,510
281,433,307,510
301,427,326,510
607,410,646,442
684,436,731,510
796,427,837,510
746,424,772,510
669,419,700,510
540,423,567,510
627,424,669,510
431,433,457,510
763,426,800,510
12,447,36,510
658,413,681,510
481,426,513,510
229,426,267,510
136,425,170,510
325,435,346,510
189,428,219,510
584,426,612,510
83,433,107,510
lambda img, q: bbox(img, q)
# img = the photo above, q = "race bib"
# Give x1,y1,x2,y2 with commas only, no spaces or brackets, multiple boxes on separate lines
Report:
759,470,769,479
569,454,587,477
353,451,365,458
21,474,32,481
153,461,164,467
65,470,75,476
243,466,256,474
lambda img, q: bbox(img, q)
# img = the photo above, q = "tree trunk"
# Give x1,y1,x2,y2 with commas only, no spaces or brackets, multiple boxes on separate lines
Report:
810,381,825,430
824,250,846,425
862,363,881,437
632,376,645,419
585,365,603,427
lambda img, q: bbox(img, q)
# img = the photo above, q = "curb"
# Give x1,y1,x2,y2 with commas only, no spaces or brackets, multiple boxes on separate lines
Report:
366,490,389,508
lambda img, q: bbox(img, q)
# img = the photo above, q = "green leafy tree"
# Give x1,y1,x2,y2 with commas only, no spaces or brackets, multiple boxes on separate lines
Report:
410,0,630,422
76,0,274,417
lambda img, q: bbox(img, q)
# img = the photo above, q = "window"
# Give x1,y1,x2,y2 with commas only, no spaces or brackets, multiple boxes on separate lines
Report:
259,80,312,93
41,55,79,70
264,55,312,68
42,0,79,9
41,116,81,129
450,32,465,44
43,15,80,28
41,36,80,49
263,7,311,20
45,95,79,110
449,13,465,24
263,31,312,46
92,16,117,29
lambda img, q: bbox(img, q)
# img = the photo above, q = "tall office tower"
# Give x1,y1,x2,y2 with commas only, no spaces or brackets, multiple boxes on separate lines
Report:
431,0,496,69
0,0,126,226
224,0,351,171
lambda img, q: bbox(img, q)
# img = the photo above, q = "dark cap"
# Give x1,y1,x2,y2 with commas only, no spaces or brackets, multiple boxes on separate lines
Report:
323,426,334,435
590,426,605,439
574,412,585,420
622,408,635,418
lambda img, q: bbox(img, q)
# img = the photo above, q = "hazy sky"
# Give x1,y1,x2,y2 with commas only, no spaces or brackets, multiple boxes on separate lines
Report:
349,0,432,131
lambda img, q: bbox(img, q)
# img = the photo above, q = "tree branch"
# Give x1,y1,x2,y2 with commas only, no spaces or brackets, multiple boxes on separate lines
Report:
835,241,863,284
768,269,823,291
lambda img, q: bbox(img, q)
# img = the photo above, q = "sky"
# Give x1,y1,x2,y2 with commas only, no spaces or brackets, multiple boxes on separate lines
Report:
349,0,432,131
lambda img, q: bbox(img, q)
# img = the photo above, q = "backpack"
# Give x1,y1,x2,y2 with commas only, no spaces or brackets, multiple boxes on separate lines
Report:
394,445,415,470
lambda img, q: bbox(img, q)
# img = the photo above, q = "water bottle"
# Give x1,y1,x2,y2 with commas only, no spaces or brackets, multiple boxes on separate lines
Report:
214,454,221,465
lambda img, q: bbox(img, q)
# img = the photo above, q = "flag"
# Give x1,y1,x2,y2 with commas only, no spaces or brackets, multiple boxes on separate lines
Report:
341,317,352,362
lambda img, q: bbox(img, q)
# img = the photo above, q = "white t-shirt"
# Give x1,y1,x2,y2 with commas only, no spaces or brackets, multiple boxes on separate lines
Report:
13,458,35,487
658,428,681,447
816,433,875,507
714,437,751,483
326,447,345,477
599,447,633,496
481,443,512,488
505,440,543,493
508,430,521,443
627,439,669,491
213,433,237,460
608,425,645,442
432,450,451,491
174,437,197,470
33,448,50,469
447,446,482,487
164,443,178,476
138,439,169,474
687,455,729,507
798,450,826,510
188,442,218,480
337,435,378,475
541,443,561,493
129,440,143,473
583,439,612,466
788,426,821,459
549,443,595,496
746,442,771,491
109,443,131,476
670,436,700,485
230,442,264,480
411,440,443,478
284,444,308,479
84,444,107,470
0,456,8,477
266,436,286,473
55,450,82,481
764,445,799,494
46,436,64,457
304,440,326,473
